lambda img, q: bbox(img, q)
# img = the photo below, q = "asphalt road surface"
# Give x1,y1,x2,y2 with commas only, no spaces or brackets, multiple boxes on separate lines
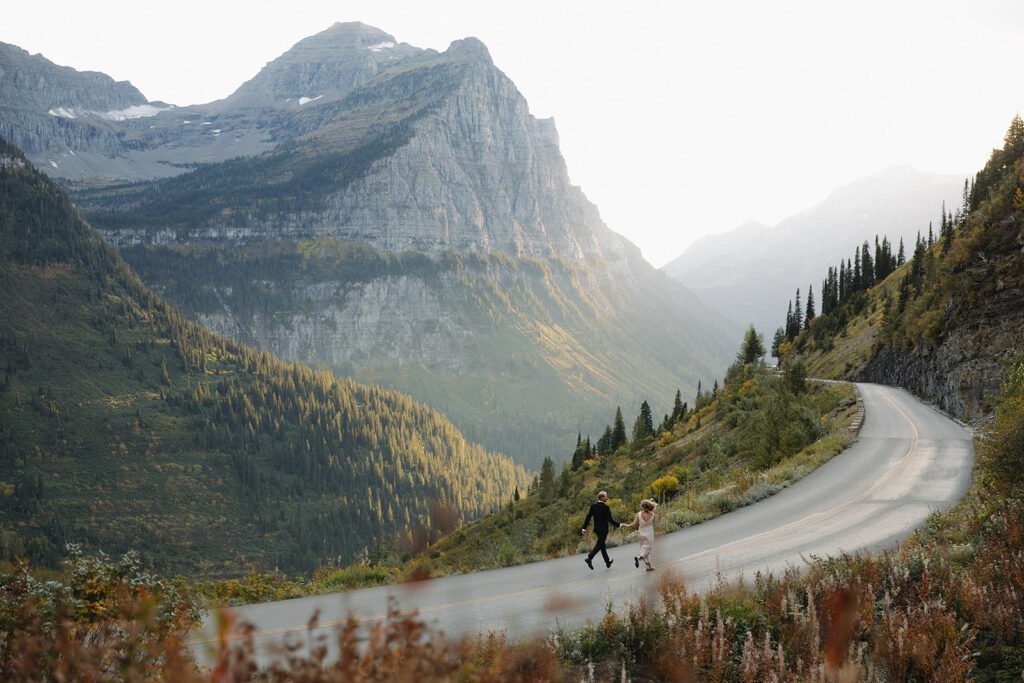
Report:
187,382,974,667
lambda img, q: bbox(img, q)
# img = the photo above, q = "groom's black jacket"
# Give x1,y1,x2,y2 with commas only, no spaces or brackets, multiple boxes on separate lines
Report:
583,501,619,536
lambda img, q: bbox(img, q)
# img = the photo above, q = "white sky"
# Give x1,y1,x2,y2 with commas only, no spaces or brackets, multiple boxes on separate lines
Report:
4,0,1023,266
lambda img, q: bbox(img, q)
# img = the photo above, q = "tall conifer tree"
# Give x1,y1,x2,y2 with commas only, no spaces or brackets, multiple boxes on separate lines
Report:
861,242,874,288
794,288,802,332
853,250,862,292
804,285,815,328
671,389,685,422
612,407,627,450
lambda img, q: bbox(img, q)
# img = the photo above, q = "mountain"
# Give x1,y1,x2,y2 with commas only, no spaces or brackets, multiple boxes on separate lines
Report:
0,138,529,576
0,23,423,183
221,22,421,110
663,166,965,335
22,25,740,467
779,116,1024,421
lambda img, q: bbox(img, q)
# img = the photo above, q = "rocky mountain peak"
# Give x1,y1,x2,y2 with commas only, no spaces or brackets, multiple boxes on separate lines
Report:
0,41,148,114
445,37,493,62
224,22,421,109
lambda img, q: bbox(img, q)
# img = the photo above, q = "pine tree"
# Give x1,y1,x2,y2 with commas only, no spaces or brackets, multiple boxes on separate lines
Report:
804,285,815,328
658,413,672,433
898,238,905,266
538,457,556,502
640,400,654,434
1003,113,1024,164
571,433,585,470
739,324,766,364
928,221,934,248
861,242,874,288
612,407,627,451
853,249,862,292
785,300,796,340
632,400,654,443
671,389,685,423
794,288,802,332
942,198,955,254
513,486,520,502
771,327,786,364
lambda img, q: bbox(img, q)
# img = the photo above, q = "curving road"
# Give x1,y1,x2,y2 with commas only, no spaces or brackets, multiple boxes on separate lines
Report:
187,383,974,667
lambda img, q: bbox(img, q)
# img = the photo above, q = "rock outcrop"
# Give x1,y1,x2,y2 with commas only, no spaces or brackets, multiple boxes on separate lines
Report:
856,283,1024,420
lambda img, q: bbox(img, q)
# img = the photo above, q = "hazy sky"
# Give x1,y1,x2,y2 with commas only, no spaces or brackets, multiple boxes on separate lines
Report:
4,0,1023,266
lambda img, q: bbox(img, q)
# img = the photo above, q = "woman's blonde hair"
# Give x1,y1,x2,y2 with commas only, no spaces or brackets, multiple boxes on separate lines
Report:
641,499,658,512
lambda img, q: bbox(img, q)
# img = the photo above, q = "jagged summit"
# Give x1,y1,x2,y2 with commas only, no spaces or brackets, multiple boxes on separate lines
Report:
0,41,148,113
445,37,493,61
224,22,421,109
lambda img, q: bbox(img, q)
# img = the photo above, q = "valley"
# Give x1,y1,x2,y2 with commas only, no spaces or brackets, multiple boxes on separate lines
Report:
1,10,1022,680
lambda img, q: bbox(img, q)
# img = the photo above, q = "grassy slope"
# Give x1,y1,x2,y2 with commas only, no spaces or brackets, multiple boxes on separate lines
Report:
419,371,855,577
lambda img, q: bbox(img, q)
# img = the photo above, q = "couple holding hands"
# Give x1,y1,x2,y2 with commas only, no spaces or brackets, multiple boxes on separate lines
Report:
581,491,657,571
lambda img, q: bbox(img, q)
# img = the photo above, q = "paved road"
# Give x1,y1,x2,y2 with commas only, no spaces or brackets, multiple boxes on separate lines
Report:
187,383,974,667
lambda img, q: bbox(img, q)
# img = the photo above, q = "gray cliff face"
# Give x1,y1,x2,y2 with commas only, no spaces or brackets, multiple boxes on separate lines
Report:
195,275,459,369
855,283,1024,420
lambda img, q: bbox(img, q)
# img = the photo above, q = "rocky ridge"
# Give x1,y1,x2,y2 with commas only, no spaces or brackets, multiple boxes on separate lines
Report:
0,24,424,181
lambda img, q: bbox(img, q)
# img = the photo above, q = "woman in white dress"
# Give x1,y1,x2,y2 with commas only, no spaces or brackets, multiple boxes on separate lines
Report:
621,499,658,570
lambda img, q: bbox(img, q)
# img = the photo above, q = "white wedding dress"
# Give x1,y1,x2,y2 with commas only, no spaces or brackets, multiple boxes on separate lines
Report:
636,511,654,566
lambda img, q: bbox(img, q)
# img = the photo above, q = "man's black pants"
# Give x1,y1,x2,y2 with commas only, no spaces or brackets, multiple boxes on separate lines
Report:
587,531,610,565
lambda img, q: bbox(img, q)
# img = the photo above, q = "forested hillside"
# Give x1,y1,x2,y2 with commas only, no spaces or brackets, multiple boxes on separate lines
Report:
774,115,1024,420
0,138,529,576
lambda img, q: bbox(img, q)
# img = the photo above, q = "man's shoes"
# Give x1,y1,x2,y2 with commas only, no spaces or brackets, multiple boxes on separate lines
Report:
634,556,639,568
585,558,594,570
606,559,614,568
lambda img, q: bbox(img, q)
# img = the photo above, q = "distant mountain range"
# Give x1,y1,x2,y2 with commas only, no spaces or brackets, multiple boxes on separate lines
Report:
0,23,739,467
662,166,965,336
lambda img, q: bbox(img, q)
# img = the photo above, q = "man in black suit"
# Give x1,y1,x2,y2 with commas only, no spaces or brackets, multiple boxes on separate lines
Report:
581,491,621,569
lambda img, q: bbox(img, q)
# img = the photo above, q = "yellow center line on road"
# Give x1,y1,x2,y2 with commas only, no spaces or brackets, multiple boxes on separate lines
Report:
188,387,920,647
